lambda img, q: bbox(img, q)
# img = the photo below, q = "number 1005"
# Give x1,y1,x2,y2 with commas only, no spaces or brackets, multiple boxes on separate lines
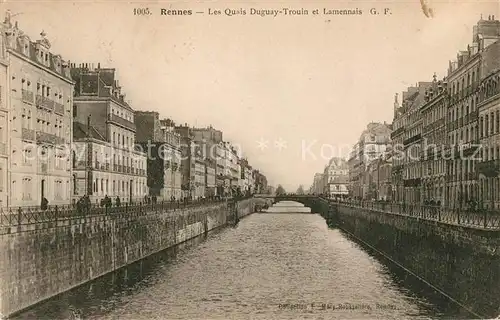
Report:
134,8,150,15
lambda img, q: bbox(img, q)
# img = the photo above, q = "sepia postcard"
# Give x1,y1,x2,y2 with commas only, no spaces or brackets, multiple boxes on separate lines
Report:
0,0,498,319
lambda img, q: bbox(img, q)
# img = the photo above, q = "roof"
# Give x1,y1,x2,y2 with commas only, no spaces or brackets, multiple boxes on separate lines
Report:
7,24,72,82
73,121,107,142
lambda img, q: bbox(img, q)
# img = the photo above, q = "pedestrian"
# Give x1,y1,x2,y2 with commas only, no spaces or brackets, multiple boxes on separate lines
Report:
41,197,48,211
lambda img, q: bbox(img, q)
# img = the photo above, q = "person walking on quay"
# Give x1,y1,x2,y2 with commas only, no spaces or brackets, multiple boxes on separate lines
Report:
41,197,48,210
103,195,111,208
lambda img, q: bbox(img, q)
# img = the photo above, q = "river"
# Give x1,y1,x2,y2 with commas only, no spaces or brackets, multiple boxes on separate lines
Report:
14,201,473,319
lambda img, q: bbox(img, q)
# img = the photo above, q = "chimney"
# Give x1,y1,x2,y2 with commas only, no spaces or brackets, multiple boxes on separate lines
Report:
87,115,91,137
97,62,101,69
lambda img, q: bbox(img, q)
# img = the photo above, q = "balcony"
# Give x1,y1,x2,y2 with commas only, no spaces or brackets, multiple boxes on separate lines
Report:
74,161,86,170
403,133,421,146
36,131,65,145
22,89,34,104
54,102,65,115
390,127,405,139
107,114,136,131
458,141,480,157
36,95,55,112
477,159,500,178
22,128,36,141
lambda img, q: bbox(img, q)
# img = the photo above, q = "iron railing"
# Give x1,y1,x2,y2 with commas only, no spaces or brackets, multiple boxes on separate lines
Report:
332,199,500,230
0,196,253,227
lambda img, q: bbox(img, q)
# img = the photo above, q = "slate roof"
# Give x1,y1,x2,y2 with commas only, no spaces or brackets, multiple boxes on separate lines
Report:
73,121,107,142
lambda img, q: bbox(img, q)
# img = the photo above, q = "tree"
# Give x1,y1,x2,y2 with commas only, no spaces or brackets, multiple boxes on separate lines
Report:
275,184,286,196
296,185,305,195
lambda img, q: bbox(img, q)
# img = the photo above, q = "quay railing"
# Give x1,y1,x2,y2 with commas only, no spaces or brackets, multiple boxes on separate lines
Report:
330,199,500,230
0,196,253,227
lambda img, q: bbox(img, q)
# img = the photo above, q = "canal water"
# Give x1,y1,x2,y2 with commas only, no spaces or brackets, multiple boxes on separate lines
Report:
15,201,475,319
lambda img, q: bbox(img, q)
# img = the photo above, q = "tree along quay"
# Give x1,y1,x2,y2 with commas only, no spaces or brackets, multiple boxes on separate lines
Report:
0,197,271,319
312,198,500,318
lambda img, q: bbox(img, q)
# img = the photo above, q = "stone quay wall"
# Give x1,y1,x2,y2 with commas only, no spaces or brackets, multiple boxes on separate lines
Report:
332,204,500,318
0,198,266,318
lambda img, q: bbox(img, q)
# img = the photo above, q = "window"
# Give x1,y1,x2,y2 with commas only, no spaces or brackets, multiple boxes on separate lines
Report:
22,177,32,200
497,110,500,134
0,167,3,192
55,180,63,200
73,174,77,195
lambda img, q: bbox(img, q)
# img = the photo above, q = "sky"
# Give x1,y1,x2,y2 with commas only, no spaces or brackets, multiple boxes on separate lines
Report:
3,0,498,191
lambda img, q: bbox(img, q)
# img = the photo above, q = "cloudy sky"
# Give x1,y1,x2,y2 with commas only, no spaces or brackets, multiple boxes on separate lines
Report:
4,0,498,191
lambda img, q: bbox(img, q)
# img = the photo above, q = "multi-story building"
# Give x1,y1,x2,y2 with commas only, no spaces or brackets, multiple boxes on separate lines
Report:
253,170,268,194
4,19,74,207
420,75,447,206
446,17,500,209
238,158,254,195
205,158,216,197
175,124,193,199
348,122,392,199
215,141,228,196
191,125,222,197
134,111,182,200
477,35,500,209
323,157,349,198
347,143,361,198
311,173,325,195
71,63,147,204
226,142,240,194
0,21,9,207
402,82,431,204
175,124,205,199
160,119,182,200
368,154,393,201
391,93,405,202
193,156,205,199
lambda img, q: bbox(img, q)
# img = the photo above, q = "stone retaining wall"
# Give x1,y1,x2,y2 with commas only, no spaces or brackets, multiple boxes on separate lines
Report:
0,198,261,318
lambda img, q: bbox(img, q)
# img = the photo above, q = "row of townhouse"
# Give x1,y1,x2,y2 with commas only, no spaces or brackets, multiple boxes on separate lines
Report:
308,157,349,198
135,116,269,201
0,14,268,207
347,16,500,209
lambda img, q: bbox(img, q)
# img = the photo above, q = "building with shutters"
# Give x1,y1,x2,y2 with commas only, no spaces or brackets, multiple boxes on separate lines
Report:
2,18,74,208
70,63,147,205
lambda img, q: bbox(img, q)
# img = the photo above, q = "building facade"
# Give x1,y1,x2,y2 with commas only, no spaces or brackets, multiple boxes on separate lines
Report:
420,75,447,206
446,17,500,209
134,112,182,200
402,82,431,204
4,20,74,207
71,63,147,204
347,122,392,200
323,157,349,198
310,173,325,195
477,36,500,209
